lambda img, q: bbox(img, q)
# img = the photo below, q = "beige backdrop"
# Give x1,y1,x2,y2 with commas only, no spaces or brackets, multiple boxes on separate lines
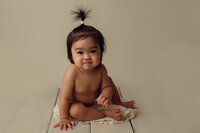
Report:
0,0,200,133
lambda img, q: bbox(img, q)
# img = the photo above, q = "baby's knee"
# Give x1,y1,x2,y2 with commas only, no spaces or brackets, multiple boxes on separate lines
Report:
69,103,86,119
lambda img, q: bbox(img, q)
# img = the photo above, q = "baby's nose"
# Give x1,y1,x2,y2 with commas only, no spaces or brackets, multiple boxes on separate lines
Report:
84,53,91,60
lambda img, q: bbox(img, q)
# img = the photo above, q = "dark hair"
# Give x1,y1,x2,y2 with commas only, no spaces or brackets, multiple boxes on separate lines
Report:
67,8,105,64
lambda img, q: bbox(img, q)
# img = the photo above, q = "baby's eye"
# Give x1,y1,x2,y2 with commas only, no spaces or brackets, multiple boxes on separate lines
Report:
77,51,83,54
90,50,97,53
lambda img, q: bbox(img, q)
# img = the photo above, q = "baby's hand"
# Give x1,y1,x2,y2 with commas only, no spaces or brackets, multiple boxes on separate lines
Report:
97,96,110,108
54,118,75,131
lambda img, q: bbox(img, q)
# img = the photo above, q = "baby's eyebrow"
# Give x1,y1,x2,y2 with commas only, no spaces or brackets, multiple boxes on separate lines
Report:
90,46,98,49
75,48,83,51
75,46,98,51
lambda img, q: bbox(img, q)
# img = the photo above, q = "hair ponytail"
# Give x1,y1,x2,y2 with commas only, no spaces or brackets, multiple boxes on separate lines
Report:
71,8,91,25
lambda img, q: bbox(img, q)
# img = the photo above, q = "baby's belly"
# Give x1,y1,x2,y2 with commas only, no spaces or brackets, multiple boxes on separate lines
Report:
74,92,100,105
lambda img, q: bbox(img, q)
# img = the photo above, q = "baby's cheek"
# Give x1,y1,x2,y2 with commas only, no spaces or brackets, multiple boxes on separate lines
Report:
73,57,82,66
95,57,100,64
96,54,101,60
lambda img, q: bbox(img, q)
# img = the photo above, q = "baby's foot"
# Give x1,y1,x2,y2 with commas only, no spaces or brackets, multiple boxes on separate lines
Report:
104,109,122,121
120,100,137,109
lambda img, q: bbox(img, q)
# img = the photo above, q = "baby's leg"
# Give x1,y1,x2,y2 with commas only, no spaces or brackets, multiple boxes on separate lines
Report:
108,77,136,109
69,103,122,121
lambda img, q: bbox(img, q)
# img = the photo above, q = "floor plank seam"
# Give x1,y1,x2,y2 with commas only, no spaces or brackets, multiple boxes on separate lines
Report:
89,123,91,133
46,88,60,133
129,119,136,133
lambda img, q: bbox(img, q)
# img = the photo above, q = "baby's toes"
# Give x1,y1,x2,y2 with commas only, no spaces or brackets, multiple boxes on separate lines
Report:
117,108,122,113
115,109,122,115
131,100,136,105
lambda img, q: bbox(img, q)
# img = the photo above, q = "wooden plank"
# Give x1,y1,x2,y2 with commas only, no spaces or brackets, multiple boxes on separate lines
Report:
91,121,133,133
3,88,59,133
123,88,176,133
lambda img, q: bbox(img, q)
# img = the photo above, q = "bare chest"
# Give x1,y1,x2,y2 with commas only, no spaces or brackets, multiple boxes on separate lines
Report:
74,73,101,94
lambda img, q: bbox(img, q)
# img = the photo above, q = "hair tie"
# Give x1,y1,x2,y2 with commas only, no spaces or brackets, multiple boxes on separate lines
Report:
80,20,84,24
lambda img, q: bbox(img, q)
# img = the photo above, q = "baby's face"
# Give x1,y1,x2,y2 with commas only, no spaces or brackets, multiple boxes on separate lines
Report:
71,37,101,71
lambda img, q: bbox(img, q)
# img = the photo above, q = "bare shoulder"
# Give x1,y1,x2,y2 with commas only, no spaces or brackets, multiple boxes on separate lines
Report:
99,63,108,73
61,65,79,85
64,64,78,78
60,64,78,94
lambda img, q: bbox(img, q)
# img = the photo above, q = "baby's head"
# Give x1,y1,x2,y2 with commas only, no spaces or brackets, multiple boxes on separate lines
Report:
67,9,105,66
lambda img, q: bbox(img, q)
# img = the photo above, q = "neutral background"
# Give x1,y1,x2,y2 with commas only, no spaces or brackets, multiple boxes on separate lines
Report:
0,0,200,133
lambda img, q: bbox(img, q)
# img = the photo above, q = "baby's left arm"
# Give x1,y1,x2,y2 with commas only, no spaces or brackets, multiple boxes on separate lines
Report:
97,65,113,108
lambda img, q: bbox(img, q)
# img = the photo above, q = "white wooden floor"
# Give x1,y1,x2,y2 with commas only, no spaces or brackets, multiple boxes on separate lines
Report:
0,87,177,133
47,87,176,133
0,88,59,133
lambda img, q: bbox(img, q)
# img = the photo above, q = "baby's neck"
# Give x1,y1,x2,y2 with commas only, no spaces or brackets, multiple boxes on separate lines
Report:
77,66,98,74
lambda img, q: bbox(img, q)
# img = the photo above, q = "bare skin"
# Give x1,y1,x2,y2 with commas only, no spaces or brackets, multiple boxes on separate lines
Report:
54,37,136,131
104,109,123,121
68,102,123,121
53,65,136,131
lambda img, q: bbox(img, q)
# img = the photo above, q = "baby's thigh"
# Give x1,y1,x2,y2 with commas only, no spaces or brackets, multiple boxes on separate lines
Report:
69,103,87,118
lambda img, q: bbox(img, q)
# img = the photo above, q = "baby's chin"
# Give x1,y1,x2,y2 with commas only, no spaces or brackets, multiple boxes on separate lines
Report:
83,66,96,71
82,65,100,71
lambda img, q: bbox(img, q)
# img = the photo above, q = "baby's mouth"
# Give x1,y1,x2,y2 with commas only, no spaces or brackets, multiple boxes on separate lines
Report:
84,62,92,64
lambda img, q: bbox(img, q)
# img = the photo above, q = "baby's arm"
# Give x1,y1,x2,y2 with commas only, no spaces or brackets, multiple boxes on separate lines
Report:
98,65,113,108
54,66,76,131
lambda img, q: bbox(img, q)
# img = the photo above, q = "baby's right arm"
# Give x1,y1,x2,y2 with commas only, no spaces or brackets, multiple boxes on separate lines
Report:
54,66,76,131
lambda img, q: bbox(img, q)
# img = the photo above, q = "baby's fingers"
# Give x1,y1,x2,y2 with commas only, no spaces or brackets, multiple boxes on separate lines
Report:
63,124,67,131
103,99,110,108
60,123,63,131
53,123,60,128
97,97,103,104
98,97,106,105
71,121,75,126
67,123,72,130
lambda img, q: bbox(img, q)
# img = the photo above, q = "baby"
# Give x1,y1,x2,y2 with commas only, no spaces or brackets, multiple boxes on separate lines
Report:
54,9,136,131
